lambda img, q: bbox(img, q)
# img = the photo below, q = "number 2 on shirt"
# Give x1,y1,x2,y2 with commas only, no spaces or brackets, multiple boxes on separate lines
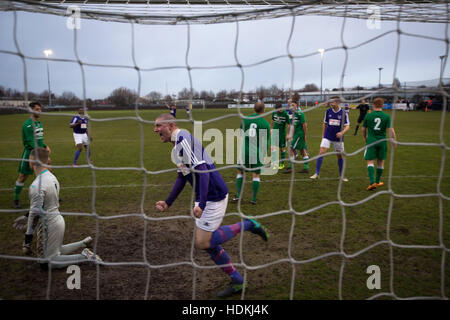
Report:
374,117,381,130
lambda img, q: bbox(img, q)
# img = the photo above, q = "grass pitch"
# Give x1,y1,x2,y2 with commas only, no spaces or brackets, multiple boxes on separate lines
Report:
0,106,449,300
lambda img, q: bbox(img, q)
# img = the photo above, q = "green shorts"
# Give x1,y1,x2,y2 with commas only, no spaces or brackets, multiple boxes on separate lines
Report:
291,134,306,151
18,148,33,175
238,163,262,175
238,155,263,174
364,141,387,160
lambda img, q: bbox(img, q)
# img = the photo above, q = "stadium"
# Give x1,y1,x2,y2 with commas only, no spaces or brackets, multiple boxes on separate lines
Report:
0,0,449,302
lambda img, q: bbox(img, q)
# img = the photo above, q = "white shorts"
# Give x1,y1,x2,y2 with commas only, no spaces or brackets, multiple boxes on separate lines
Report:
73,133,89,146
195,194,228,232
320,138,344,153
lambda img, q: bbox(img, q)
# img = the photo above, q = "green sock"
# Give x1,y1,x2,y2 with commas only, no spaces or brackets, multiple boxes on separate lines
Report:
280,151,286,165
252,179,260,202
376,168,384,183
14,181,24,201
303,156,309,170
367,166,375,184
236,175,243,198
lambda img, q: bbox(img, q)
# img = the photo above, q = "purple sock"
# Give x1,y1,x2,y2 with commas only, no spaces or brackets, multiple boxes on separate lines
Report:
206,246,243,284
316,156,323,174
210,220,254,248
73,149,81,164
338,158,343,176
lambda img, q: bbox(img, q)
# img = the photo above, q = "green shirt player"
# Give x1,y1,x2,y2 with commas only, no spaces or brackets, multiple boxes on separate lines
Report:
362,97,397,191
271,102,290,170
283,100,310,174
13,102,51,208
233,102,270,205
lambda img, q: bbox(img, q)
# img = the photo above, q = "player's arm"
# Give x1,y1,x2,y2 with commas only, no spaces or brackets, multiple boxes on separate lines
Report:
22,185,45,254
22,122,36,150
156,172,189,212
321,122,327,139
389,127,397,148
387,115,397,148
69,117,81,128
193,163,210,218
361,126,367,143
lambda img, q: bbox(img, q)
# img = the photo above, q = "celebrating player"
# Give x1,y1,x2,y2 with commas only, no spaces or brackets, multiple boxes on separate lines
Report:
283,100,310,174
310,96,350,181
70,107,92,167
165,102,177,118
13,102,51,209
354,99,370,136
233,102,271,205
271,102,290,170
153,114,269,298
13,147,101,269
362,97,397,190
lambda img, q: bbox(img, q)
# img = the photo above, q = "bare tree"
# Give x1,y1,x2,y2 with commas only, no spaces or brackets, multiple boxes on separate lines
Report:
177,87,191,100
216,90,228,100
146,91,162,102
301,83,319,92
200,90,215,101
108,87,138,106
58,91,80,106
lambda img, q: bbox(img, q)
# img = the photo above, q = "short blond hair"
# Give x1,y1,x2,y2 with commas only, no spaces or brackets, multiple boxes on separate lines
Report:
254,102,265,114
373,97,384,109
29,148,49,166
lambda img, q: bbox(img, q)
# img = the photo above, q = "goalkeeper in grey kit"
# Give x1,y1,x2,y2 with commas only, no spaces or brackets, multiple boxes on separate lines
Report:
13,147,102,269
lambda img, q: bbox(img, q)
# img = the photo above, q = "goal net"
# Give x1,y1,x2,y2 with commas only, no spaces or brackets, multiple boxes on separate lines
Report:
0,0,448,300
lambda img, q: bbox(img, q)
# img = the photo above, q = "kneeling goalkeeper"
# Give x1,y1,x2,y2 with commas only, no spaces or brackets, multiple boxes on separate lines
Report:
13,148,101,269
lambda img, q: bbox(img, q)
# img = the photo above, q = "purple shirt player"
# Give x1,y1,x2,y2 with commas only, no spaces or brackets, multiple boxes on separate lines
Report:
153,113,269,298
69,107,91,167
70,115,88,134
310,97,350,181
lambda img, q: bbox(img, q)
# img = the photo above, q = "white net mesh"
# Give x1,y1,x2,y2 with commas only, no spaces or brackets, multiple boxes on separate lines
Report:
1,0,449,25
0,0,449,300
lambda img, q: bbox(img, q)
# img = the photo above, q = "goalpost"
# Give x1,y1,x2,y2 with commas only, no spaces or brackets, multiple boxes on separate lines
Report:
175,99,206,111
0,0,449,300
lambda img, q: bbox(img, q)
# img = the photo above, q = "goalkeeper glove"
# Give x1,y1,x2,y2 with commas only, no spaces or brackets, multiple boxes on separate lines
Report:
13,215,28,230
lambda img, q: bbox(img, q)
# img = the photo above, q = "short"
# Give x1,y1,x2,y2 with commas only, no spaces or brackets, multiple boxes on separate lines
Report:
357,114,367,124
18,148,33,175
364,140,387,160
195,194,228,232
291,134,306,151
238,150,263,174
73,133,89,146
320,138,344,153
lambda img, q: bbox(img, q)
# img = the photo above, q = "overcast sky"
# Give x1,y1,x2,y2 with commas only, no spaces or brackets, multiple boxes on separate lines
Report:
0,9,448,100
